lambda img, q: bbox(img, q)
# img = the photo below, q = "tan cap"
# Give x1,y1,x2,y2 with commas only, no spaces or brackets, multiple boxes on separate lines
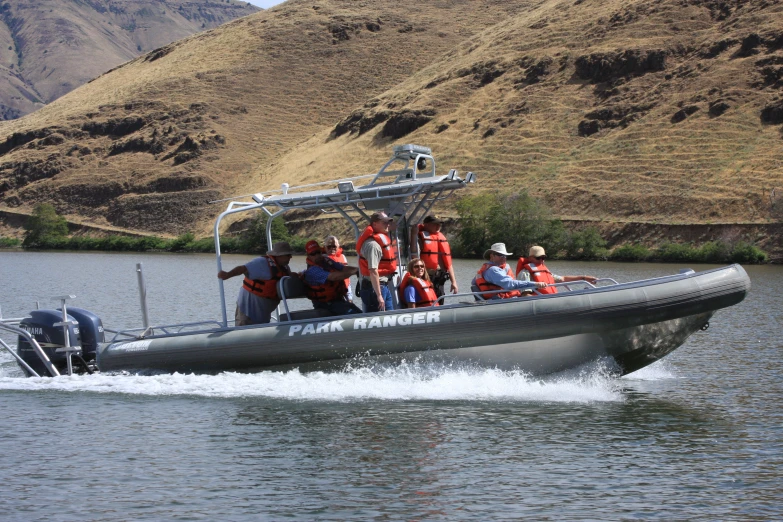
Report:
529,245,546,258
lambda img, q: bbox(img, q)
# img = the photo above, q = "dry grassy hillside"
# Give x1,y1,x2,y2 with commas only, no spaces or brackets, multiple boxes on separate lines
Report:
1,0,782,255
0,0,529,234
0,0,258,119
272,0,783,238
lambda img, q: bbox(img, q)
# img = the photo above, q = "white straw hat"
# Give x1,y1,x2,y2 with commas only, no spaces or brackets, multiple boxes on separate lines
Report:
483,242,513,260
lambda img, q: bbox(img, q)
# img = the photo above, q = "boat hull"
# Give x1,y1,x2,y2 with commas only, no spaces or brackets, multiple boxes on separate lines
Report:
97,264,749,376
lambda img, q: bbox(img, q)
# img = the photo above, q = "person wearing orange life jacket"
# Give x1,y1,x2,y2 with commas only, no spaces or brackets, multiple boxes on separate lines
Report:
357,211,398,312
516,245,597,294
398,259,439,308
323,235,355,303
302,240,362,316
409,215,459,298
217,241,295,325
470,242,546,300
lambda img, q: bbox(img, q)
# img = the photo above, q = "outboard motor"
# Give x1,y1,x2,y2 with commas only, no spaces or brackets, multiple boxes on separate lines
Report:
64,307,104,365
17,310,80,377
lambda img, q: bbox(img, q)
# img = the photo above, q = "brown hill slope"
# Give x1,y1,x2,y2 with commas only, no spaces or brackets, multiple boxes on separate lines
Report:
0,0,782,251
0,0,258,120
271,0,783,235
0,0,533,234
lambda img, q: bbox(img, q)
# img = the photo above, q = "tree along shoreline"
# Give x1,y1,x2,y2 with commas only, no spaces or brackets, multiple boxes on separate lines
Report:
2,202,770,264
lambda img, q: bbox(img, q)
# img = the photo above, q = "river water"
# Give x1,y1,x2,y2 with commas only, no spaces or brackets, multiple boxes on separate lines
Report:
0,252,781,521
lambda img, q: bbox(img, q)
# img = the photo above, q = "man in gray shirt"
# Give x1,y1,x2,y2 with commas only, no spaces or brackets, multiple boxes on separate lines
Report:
357,212,397,312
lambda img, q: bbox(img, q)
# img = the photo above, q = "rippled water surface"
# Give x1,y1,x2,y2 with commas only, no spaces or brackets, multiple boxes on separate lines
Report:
1,252,781,521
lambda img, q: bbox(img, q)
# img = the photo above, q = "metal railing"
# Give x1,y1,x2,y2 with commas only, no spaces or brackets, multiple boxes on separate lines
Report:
0,321,57,377
436,278,620,305
104,320,227,343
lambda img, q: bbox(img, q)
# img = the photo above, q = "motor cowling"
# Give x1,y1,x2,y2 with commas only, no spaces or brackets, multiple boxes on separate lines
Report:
63,307,104,362
15,309,103,377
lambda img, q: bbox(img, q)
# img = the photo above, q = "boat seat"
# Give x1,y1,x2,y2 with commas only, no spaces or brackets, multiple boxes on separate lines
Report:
277,275,333,322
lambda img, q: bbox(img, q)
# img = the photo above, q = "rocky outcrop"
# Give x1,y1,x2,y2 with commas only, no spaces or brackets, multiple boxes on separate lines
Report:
456,60,508,87
106,189,221,232
81,116,146,137
331,110,390,138
328,17,383,43
574,50,666,83
671,105,700,124
0,156,72,194
331,108,435,140
761,99,783,125
578,104,656,136
380,109,435,139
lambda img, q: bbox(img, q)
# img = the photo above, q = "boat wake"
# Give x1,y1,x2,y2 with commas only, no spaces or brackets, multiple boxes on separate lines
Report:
622,360,676,381
0,352,635,402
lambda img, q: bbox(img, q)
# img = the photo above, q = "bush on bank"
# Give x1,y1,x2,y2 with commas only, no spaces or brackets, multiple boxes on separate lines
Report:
453,192,768,264
609,241,768,264
19,207,295,254
454,191,608,260
0,237,21,247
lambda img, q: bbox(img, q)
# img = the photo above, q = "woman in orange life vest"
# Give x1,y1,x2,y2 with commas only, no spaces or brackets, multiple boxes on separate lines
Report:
516,245,597,294
398,259,439,308
323,235,355,303
357,211,398,312
302,240,362,316
409,215,459,297
217,241,295,326
471,242,546,300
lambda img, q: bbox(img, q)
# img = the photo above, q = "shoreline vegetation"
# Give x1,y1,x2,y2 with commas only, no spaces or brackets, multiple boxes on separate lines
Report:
1,201,770,264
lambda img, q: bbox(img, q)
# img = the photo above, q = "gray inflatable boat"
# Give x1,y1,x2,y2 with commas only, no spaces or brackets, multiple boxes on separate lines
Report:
4,145,751,377
97,264,749,376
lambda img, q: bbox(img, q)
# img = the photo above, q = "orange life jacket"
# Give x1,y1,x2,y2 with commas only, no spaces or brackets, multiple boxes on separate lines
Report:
304,256,349,303
242,256,291,300
356,225,398,277
397,273,439,308
326,249,351,292
474,262,522,300
417,224,453,270
517,258,557,294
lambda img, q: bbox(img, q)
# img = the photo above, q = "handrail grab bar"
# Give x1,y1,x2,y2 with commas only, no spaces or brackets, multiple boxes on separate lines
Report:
436,277,621,305
0,337,40,377
104,320,227,342
0,321,59,377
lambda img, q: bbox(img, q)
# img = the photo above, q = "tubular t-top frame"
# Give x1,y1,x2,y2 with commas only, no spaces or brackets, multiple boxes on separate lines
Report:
212,144,475,327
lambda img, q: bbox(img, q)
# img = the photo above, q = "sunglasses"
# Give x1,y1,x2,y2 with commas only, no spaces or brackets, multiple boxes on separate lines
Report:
307,252,319,257
326,244,338,248
535,256,546,260
412,264,425,269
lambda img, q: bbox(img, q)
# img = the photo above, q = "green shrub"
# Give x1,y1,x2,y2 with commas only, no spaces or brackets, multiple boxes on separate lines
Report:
219,236,244,253
609,244,651,262
286,236,309,252
695,241,731,263
730,242,768,264
454,191,574,258
0,236,21,247
616,240,768,264
135,236,168,251
565,227,608,260
167,232,195,252
240,213,291,253
23,204,68,247
653,242,697,263
184,237,216,253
